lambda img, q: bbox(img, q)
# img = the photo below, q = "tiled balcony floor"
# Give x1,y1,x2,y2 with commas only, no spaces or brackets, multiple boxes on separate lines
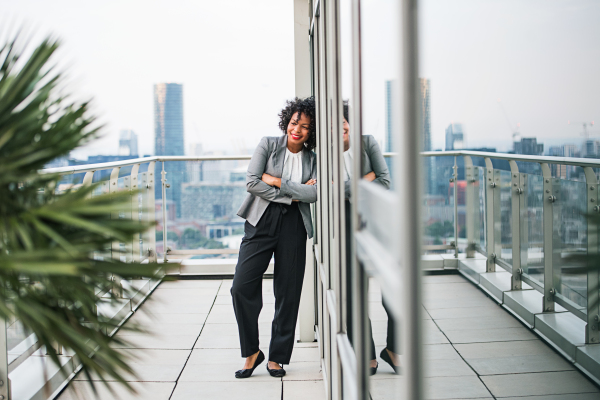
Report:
56,274,600,400
56,279,323,400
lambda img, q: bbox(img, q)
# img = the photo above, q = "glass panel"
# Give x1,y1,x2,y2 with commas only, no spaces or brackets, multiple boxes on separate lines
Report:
423,159,455,254
477,166,486,252
498,170,512,266
158,160,249,259
521,173,544,285
554,177,587,313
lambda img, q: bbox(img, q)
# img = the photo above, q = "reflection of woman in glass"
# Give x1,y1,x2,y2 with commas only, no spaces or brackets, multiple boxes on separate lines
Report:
342,102,399,375
231,97,317,379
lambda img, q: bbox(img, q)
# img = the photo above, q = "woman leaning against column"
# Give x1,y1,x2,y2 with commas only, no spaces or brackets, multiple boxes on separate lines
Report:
231,97,317,378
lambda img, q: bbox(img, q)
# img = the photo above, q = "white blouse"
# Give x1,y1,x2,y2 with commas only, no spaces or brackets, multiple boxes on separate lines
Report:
282,149,303,184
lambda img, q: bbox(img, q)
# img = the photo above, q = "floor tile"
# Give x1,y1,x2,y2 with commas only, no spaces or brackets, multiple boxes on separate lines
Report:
112,333,198,350
425,358,476,378
498,394,600,400
171,381,281,400
427,305,507,320
283,380,326,400
443,327,537,344
481,371,600,397
57,381,175,400
283,361,323,381
290,347,321,362
74,349,189,382
424,376,492,399
435,315,523,331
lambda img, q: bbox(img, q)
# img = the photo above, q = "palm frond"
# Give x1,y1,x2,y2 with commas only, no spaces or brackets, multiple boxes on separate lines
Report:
0,32,168,391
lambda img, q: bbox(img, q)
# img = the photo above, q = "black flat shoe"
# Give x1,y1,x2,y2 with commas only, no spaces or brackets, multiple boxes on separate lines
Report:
380,348,399,374
235,350,265,379
266,362,286,377
369,361,378,376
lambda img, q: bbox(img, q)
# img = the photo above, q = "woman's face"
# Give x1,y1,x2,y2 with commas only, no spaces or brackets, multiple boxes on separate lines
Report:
343,118,350,151
287,112,311,148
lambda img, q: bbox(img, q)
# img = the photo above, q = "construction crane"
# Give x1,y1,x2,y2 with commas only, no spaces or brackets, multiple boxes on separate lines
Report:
497,99,520,142
568,120,595,139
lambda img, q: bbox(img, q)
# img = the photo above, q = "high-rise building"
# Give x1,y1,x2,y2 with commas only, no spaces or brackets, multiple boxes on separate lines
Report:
420,79,431,153
420,78,434,195
514,137,543,155
154,83,185,218
119,129,138,157
384,80,394,179
154,83,184,156
445,123,464,150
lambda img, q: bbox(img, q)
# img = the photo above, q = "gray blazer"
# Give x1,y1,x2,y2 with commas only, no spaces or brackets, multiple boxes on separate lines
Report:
237,135,317,238
344,135,391,199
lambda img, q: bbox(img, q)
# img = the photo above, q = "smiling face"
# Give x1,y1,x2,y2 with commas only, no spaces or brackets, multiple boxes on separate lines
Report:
343,118,350,151
286,112,312,151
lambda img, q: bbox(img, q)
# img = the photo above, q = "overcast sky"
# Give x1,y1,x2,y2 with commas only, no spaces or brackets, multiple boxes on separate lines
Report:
3,0,600,157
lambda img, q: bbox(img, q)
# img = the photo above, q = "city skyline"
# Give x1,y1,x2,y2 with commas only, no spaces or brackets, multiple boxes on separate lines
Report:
6,0,599,157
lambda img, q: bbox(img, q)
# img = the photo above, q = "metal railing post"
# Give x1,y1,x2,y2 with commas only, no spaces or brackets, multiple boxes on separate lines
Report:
453,156,459,258
509,161,522,290
110,167,122,296
130,164,141,263
541,163,556,312
147,162,157,262
520,173,529,274
484,158,496,272
122,174,133,263
584,167,600,344
464,156,475,257
161,162,168,263
0,319,10,400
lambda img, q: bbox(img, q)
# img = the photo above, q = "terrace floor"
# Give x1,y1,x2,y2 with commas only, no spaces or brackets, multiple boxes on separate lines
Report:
56,274,600,400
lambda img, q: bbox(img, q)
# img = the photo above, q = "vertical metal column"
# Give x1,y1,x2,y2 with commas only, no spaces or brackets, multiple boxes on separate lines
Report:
349,0,369,397
295,0,316,343
541,163,556,312
484,158,496,272
509,161,522,290
464,156,475,257
584,167,599,344
0,320,10,400
399,0,424,398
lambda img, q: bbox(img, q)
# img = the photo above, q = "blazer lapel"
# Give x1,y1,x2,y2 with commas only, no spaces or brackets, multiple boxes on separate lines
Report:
361,144,369,175
275,134,288,178
301,147,311,183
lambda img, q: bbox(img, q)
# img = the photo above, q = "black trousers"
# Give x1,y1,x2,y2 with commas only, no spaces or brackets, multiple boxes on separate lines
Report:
345,201,397,359
231,202,307,364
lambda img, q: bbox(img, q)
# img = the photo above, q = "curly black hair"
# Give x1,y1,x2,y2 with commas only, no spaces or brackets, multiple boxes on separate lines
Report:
343,100,349,122
278,96,317,151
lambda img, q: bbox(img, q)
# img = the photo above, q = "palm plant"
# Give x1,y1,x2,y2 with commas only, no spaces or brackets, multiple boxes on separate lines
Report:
0,34,166,389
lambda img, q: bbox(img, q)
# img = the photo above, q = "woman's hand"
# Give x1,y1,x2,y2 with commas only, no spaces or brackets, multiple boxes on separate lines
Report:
363,171,376,182
262,173,281,188
304,179,317,186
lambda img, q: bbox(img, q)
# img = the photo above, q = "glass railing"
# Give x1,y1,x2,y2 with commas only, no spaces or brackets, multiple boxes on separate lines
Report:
420,151,600,344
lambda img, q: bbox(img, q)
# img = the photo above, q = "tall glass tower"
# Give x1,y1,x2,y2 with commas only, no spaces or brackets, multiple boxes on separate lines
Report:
154,83,184,156
154,83,184,218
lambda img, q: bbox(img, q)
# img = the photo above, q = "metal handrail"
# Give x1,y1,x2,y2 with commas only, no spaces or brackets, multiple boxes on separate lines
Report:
42,155,252,175
420,150,600,167
43,150,599,176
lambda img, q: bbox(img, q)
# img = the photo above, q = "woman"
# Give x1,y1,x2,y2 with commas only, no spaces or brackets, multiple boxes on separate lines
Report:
231,97,317,378
341,102,399,375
